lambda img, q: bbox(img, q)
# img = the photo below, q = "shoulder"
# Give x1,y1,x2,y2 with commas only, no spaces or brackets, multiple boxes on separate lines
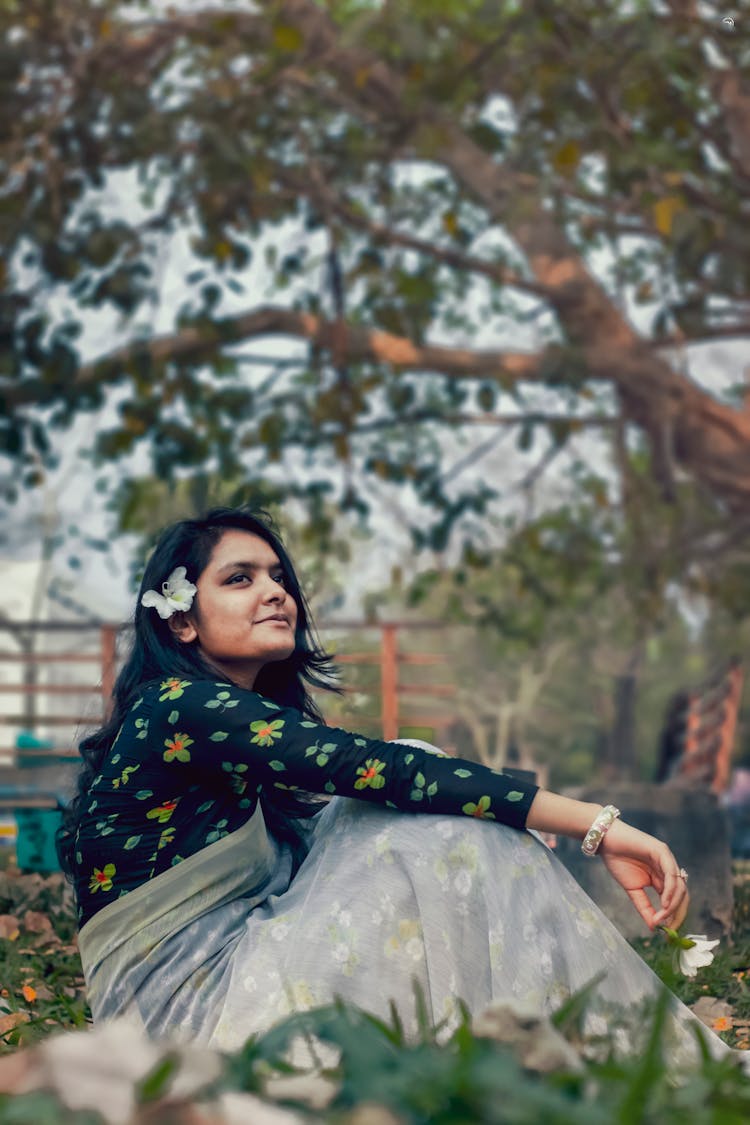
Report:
143,676,295,722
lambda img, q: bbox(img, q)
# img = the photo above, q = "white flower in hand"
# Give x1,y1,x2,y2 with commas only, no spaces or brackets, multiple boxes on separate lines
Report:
141,566,197,619
677,934,720,978
660,926,720,978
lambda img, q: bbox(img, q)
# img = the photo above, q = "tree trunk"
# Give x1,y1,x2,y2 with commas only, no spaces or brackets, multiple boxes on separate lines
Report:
607,644,645,780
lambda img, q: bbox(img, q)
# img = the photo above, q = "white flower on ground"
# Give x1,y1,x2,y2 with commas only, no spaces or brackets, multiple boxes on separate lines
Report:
141,566,197,619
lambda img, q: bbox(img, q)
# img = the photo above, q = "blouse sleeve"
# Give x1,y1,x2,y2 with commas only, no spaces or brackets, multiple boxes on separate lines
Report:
146,677,539,830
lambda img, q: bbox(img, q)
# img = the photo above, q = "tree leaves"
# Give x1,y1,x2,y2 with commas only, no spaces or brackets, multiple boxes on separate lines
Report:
1,0,749,544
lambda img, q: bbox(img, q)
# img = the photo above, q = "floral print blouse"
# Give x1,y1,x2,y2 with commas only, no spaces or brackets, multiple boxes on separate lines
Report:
73,677,539,927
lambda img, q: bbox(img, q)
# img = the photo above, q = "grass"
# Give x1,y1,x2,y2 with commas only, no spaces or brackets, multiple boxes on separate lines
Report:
631,863,750,1050
0,851,90,1052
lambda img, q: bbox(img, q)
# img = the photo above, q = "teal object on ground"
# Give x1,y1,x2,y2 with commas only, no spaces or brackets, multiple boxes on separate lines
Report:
14,732,63,872
14,809,63,873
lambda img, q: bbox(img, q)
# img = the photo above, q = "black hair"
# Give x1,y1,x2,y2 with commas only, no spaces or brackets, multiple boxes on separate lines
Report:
57,506,339,877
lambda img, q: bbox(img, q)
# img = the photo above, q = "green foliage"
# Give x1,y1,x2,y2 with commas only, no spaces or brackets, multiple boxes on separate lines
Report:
0,862,90,1054
1,0,748,556
213,993,750,1123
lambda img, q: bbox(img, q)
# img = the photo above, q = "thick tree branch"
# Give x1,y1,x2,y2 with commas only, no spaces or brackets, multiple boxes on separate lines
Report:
2,306,548,409
270,0,750,512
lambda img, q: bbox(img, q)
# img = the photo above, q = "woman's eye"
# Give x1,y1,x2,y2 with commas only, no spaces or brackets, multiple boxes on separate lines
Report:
228,573,250,585
273,574,286,586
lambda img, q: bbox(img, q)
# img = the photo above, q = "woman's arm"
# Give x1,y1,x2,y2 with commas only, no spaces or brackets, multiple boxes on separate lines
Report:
527,790,689,931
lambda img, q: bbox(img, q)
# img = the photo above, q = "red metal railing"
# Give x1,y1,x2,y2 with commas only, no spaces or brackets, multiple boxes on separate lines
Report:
0,620,456,761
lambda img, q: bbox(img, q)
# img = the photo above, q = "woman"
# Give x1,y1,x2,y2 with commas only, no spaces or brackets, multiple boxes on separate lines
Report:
58,507,720,1060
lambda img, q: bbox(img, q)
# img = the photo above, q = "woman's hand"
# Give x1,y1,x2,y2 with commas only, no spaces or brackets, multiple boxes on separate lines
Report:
525,791,690,930
598,820,689,931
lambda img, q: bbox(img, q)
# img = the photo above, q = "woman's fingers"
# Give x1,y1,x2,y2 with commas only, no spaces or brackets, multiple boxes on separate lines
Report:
672,887,689,929
626,886,660,929
657,855,679,917
653,861,690,928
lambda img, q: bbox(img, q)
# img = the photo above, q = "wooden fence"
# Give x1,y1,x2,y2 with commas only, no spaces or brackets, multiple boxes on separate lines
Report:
0,620,457,762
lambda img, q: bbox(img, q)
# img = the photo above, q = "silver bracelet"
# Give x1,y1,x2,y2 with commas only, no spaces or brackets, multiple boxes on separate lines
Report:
581,804,621,856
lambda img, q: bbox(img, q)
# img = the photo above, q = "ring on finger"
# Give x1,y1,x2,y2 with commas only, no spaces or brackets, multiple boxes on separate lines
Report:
678,867,688,882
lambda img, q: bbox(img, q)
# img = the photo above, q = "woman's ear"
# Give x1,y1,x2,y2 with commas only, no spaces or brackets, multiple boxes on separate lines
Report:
168,612,198,645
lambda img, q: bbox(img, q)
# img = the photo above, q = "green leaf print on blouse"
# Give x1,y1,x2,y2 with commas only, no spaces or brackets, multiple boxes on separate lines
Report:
250,718,285,746
206,819,229,844
462,795,495,819
222,762,249,795
204,689,240,711
305,741,338,767
112,764,140,789
95,814,118,837
89,864,116,893
505,791,525,802
159,678,192,701
146,799,179,824
410,771,438,802
163,733,193,763
354,758,386,790
135,717,149,740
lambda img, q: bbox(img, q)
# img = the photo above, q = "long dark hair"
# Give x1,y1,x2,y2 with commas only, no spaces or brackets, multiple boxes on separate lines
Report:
57,507,339,877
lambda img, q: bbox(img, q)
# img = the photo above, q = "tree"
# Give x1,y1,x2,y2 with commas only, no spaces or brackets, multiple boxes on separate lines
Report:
386,498,743,786
1,0,749,555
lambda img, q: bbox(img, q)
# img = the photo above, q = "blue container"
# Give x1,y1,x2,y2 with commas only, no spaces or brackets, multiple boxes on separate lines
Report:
14,809,63,873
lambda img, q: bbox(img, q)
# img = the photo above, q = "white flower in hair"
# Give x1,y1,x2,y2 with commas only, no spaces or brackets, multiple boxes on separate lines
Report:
141,566,197,619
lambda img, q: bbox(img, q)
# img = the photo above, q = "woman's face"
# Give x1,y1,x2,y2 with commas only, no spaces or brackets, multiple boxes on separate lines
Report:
172,529,298,690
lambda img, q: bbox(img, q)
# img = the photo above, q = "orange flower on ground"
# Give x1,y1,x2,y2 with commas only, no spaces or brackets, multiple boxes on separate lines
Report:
712,1015,733,1032
21,984,36,1004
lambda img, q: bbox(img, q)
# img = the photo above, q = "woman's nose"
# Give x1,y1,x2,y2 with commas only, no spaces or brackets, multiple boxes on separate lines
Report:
260,575,284,601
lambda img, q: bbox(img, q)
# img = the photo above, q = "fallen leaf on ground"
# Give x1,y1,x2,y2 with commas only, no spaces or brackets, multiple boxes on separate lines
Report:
22,910,54,934
0,915,20,941
0,1011,30,1035
689,995,733,1028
